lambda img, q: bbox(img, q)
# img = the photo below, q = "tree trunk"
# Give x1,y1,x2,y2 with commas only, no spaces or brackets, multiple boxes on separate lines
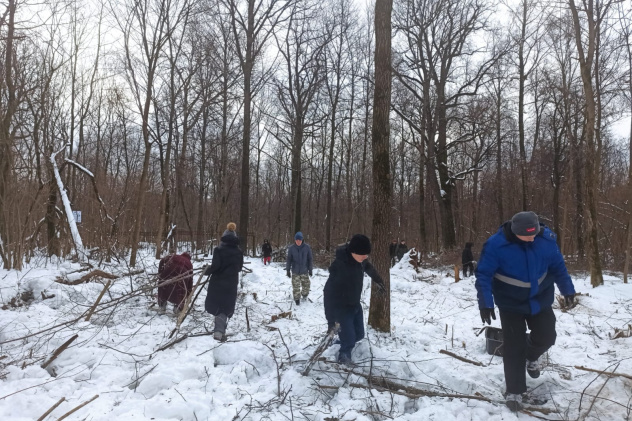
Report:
367,0,393,333
568,0,603,287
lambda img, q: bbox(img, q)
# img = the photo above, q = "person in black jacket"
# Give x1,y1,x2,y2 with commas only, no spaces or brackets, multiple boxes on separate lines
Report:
461,242,475,277
395,240,409,261
261,239,272,265
204,222,244,341
323,234,386,365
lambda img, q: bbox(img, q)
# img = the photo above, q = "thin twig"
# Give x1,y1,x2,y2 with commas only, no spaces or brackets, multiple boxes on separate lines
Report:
56,395,99,420
36,397,65,421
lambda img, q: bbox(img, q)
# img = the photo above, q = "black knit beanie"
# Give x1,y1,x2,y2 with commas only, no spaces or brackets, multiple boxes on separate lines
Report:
348,234,372,255
511,211,540,236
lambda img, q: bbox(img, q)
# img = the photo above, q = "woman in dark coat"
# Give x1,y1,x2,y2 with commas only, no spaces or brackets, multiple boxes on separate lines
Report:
158,252,193,313
462,242,474,277
204,222,244,340
323,234,386,365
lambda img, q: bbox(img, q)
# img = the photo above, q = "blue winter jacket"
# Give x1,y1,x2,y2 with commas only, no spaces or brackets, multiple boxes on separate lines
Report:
475,222,575,315
286,242,313,275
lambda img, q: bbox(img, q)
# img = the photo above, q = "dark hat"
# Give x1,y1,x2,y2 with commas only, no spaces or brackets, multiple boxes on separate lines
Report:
295,232,304,240
511,211,540,236
349,234,372,255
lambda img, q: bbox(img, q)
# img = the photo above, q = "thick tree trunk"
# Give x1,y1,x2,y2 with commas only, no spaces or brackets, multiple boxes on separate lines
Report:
367,0,393,333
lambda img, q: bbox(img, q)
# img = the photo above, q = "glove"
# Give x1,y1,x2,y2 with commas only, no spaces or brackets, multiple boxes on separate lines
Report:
203,265,212,276
286,270,291,278
480,308,496,325
375,281,387,296
309,269,313,277
564,294,575,308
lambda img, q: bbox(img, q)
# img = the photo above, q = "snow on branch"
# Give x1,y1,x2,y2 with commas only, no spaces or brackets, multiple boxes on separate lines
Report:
51,145,87,262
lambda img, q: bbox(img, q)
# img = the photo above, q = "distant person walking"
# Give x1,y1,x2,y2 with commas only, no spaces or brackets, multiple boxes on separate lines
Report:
388,239,398,267
475,211,576,412
461,242,475,277
204,222,244,341
262,239,272,265
286,231,313,306
157,252,194,314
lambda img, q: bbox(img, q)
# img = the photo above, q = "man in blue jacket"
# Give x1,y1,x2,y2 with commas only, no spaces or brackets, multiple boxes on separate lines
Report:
286,232,313,305
475,211,576,412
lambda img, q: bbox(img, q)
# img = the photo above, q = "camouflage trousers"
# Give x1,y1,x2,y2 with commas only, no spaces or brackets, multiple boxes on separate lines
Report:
291,274,311,300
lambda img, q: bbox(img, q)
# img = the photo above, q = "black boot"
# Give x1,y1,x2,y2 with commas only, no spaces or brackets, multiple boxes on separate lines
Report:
295,299,300,306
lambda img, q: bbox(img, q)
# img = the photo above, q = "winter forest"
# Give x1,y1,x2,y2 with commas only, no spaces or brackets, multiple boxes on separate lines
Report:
0,0,629,275
2,0,632,419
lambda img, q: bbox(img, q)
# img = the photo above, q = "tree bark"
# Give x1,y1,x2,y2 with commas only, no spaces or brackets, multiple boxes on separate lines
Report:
367,0,393,333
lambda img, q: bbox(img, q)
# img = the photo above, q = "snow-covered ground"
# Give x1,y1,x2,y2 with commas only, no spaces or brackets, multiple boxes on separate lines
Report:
1,251,631,420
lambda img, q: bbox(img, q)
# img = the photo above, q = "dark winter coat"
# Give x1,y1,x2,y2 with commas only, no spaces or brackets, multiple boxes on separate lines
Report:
286,242,313,274
396,243,409,260
262,242,272,258
323,245,384,322
475,222,575,315
204,234,244,317
462,244,474,264
388,242,398,259
158,253,194,306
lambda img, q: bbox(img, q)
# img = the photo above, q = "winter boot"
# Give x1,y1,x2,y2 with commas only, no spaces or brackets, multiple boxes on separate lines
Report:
213,313,228,341
526,359,541,379
158,300,168,314
295,299,300,306
505,393,523,412
337,352,354,367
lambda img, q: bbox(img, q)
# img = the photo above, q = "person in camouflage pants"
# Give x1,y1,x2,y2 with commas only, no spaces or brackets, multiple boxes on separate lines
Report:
286,231,313,305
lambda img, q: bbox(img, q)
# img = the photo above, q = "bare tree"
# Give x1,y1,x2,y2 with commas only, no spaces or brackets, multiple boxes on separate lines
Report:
113,0,192,266
568,0,609,286
221,0,292,253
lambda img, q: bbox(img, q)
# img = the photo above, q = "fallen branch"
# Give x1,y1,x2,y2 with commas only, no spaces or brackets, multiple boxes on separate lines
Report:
349,381,490,402
56,394,99,420
41,334,78,369
36,397,65,421
270,311,292,322
575,365,632,381
56,270,118,285
85,281,111,322
439,349,484,366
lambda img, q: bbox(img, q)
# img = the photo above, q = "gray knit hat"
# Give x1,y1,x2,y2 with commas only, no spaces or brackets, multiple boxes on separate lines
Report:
511,211,540,236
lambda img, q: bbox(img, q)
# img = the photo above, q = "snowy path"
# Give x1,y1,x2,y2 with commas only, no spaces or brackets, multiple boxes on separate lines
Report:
0,253,631,420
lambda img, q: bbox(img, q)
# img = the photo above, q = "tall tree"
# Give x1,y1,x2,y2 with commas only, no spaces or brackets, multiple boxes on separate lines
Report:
568,0,606,286
222,0,291,253
367,0,392,333
114,0,191,266
0,0,18,269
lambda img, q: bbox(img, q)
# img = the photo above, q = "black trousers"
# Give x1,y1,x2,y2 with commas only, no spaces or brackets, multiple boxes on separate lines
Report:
499,307,557,394
463,262,474,277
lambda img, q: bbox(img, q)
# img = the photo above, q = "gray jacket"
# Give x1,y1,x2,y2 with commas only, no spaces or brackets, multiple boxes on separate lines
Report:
286,243,313,275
